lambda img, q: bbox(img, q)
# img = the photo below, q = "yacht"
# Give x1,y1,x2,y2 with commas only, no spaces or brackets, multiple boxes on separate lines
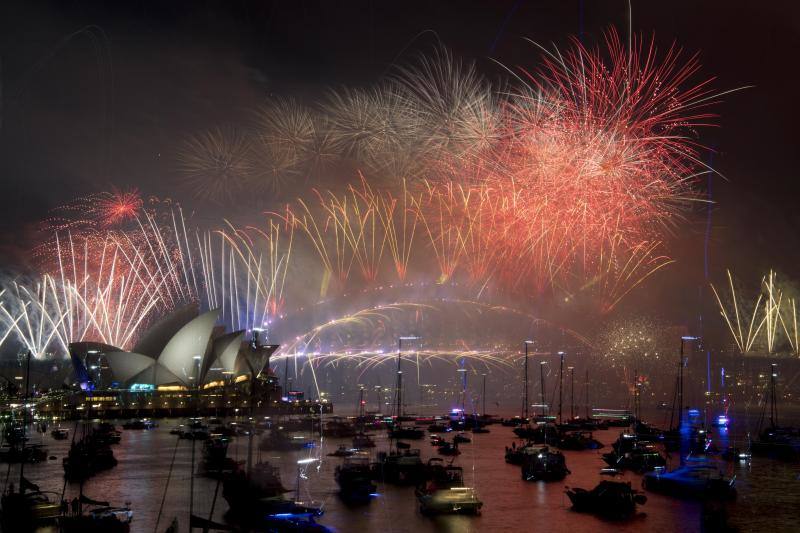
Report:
335,453,377,504
643,462,737,500
566,480,646,519
520,445,570,481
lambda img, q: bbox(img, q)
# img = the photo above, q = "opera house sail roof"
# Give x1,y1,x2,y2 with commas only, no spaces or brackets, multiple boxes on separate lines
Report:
68,304,273,389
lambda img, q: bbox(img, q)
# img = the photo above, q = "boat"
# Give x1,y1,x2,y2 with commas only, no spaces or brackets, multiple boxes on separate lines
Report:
0,352,60,532
563,414,609,431
416,461,482,515
602,444,666,473
63,432,118,480
513,423,560,444
557,431,603,451
389,425,425,440
452,433,471,444
323,417,357,438
752,426,800,460
504,441,541,466
327,445,355,457
643,463,737,500
335,453,377,504
520,445,570,481
92,423,122,445
471,426,490,434
279,416,322,433
352,432,376,449
222,461,292,522
259,430,314,451
752,363,800,460
566,481,646,520
373,449,425,485
721,446,751,462
121,419,157,430
501,416,526,427
58,497,133,533
0,444,47,464
631,419,664,441
179,419,210,440
3,425,28,446
0,485,61,532
262,510,330,532
427,423,450,433
51,428,70,440
197,435,242,478
436,441,460,456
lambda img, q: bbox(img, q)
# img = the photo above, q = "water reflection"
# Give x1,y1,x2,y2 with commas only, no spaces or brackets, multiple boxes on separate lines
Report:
10,413,799,533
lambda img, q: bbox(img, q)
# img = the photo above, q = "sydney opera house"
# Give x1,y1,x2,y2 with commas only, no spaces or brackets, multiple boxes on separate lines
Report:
33,304,329,419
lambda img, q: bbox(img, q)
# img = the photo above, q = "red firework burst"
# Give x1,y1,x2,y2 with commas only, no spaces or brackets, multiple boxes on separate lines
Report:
97,188,143,227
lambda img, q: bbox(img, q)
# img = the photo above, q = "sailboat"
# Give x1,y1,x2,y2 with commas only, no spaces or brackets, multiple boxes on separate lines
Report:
0,352,62,532
751,363,800,459
416,461,482,515
387,344,424,440
58,494,133,533
335,453,377,504
352,388,376,449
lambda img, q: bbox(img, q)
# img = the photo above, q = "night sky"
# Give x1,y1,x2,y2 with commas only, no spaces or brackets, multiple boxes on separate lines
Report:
1,1,798,331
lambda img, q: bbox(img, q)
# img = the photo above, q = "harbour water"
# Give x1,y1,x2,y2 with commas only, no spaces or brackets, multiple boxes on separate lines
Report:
9,413,800,533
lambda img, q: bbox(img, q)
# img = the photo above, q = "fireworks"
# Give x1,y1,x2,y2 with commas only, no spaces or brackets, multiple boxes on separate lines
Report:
597,316,676,384
2,27,735,364
271,298,594,382
177,127,252,202
198,218,294,333
711,269,799,355
96,188,144,227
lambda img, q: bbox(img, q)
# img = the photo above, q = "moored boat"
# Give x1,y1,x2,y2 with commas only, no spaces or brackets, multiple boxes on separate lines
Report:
335,453,377,504
352,432,376,449
416,462,482,515
51,428,70,440
643,462,737,500
373,449,425,485
520,445,570,481
566,481,646,519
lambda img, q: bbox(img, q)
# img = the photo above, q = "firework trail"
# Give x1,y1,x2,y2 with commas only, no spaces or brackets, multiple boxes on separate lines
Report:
711,269,800,355
197,218,294,333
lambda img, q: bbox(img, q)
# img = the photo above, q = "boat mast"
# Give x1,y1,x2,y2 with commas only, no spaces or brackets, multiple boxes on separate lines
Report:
769,363,778,427
523,342,529,420
19,350,31,492
569,367,574,420
482,373,486,417
558,352,564,424
584,369,589,419
395,338,403,421
539,360,546,418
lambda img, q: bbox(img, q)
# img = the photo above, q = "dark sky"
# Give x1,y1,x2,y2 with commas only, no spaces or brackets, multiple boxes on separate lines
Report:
0,0,799,329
